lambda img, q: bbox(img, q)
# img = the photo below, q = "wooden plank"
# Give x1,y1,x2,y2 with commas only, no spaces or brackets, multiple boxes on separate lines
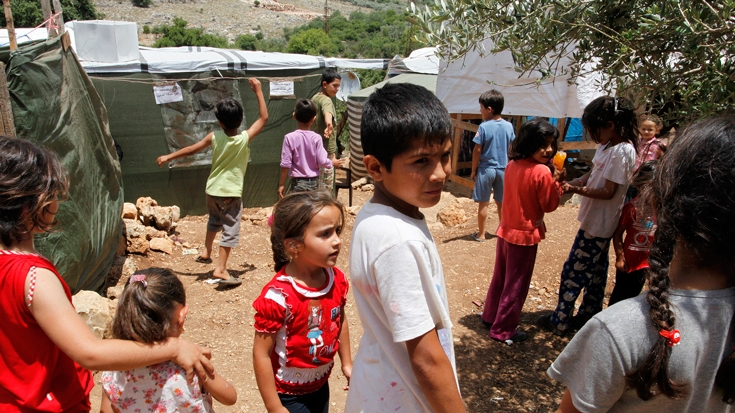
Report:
450,114,462,176
457,161,471,170
449,173,474,189
450,118,479,133
559,141,597,150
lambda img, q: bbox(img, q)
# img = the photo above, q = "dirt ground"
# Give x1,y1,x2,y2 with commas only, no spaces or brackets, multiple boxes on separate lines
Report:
90,180,620,412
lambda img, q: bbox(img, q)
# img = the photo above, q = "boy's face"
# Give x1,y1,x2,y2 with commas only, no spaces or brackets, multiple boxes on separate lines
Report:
367,138,452,216
322,79,341,98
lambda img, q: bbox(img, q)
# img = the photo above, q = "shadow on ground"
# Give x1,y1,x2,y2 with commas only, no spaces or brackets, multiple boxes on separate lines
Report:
454,311,573,412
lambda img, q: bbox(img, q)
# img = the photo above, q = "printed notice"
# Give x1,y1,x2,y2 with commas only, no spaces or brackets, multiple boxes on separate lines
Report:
153,83,184,104
270,81,295,98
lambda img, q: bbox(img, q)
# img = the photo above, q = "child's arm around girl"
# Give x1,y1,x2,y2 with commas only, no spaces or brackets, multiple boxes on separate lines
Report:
100,268,236,412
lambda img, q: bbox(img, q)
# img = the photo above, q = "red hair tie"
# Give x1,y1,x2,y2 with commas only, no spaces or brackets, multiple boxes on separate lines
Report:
659,329,681,347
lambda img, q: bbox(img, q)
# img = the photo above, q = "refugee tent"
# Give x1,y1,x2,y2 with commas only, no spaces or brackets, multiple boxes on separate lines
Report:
437,39,606,187
346,73,438,180
2,34,124,293
66,21,388,216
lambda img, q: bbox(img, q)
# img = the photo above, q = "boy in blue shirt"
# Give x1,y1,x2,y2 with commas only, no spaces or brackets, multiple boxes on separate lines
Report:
471,89,515,241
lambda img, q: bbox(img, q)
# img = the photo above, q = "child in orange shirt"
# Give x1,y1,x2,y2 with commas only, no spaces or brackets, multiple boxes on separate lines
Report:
481,118,565,344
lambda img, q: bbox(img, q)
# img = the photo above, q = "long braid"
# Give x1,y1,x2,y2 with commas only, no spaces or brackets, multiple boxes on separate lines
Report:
624,213,686,399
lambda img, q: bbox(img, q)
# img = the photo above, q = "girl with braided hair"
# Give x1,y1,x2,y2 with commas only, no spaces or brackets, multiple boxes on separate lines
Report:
548,116,735,412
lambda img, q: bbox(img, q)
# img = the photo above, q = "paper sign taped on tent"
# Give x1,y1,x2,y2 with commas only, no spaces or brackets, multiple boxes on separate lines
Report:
154,84,184,104
270,81,295,99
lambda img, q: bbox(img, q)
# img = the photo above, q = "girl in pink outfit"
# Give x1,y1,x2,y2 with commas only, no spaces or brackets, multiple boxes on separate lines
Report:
481,118,565,345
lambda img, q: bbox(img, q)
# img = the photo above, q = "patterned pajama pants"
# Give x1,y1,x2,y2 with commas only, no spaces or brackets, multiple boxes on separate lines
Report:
550,229,611,332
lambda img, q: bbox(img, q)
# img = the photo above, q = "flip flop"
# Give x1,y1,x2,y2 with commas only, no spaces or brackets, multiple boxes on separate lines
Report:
195,256,212,264
218,277,242,287
472,232,485,242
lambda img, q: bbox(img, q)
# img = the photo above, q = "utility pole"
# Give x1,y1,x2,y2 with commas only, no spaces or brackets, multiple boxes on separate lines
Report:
324,0,329,35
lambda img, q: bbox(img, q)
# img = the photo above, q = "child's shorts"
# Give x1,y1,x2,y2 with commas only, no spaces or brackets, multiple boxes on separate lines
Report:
206,195,242,248
473,167,505,203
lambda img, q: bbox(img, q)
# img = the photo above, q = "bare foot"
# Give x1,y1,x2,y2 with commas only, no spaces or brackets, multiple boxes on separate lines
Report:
212,269,230,280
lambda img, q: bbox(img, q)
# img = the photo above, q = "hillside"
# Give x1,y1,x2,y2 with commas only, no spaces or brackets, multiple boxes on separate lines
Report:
92,0,395,46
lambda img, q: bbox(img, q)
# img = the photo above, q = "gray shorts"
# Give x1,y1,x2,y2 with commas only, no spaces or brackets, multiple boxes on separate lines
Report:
290,177,319,193
205,195,242,247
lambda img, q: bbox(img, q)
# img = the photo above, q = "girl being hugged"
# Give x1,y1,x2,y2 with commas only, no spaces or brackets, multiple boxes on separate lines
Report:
101,268,237,412
0,136,211,412
253,190,352,413
549,116,735,413
480,118,565,345
538,96,638,336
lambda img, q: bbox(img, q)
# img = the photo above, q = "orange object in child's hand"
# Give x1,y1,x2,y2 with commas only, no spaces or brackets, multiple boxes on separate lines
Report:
553,151,567,170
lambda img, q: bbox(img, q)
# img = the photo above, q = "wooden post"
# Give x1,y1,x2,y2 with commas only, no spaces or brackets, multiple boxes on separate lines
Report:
450,114,462,176
557,117,568,142
0,62,16,137
41,0,54,37
3,0,17,51
52,0,64,36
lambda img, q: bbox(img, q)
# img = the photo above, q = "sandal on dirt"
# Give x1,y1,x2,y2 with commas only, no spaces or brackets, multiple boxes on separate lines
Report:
195,256,212,264
471,232,485,242
218,276,242,287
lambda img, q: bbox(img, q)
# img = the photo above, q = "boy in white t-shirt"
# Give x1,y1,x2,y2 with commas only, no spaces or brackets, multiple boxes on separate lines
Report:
346,83,466,413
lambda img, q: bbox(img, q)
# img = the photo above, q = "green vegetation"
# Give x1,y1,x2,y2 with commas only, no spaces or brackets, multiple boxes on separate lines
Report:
151,17,230,48
1,0,101,28
410,0,735,124
148,9,421,59
131,0,152,8
284,10,419,59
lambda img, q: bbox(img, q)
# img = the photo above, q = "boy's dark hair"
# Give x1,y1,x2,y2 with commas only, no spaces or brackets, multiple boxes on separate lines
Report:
0,136,69,247
321,69,341,86
582,96,638,151
479,89,505,115
361,83,451,172
509,118,559,160
112,268,186,344
626,116,735,402
294,98,317,123
215,98,244,130
271,190,343,272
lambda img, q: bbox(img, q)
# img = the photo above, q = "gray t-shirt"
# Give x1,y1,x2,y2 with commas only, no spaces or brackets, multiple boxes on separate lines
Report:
548,287,735,413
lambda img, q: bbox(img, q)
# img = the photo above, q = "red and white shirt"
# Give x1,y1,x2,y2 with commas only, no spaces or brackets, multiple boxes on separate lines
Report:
253,266,348,395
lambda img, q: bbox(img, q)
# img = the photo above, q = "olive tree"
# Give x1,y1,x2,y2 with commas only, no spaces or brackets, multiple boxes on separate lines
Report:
409,0,734,123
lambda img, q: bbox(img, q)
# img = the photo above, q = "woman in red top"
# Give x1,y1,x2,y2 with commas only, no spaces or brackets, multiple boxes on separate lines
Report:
480,119,566,345
0,136,213,412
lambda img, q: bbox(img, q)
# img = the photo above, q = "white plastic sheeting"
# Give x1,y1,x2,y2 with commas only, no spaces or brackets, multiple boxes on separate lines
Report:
437,40,608,118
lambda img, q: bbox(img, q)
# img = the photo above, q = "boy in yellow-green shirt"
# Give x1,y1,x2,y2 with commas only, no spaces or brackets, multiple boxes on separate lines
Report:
157,78,268,286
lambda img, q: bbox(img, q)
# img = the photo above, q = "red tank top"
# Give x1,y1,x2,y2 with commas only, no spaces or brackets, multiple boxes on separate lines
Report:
0,251,93,412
